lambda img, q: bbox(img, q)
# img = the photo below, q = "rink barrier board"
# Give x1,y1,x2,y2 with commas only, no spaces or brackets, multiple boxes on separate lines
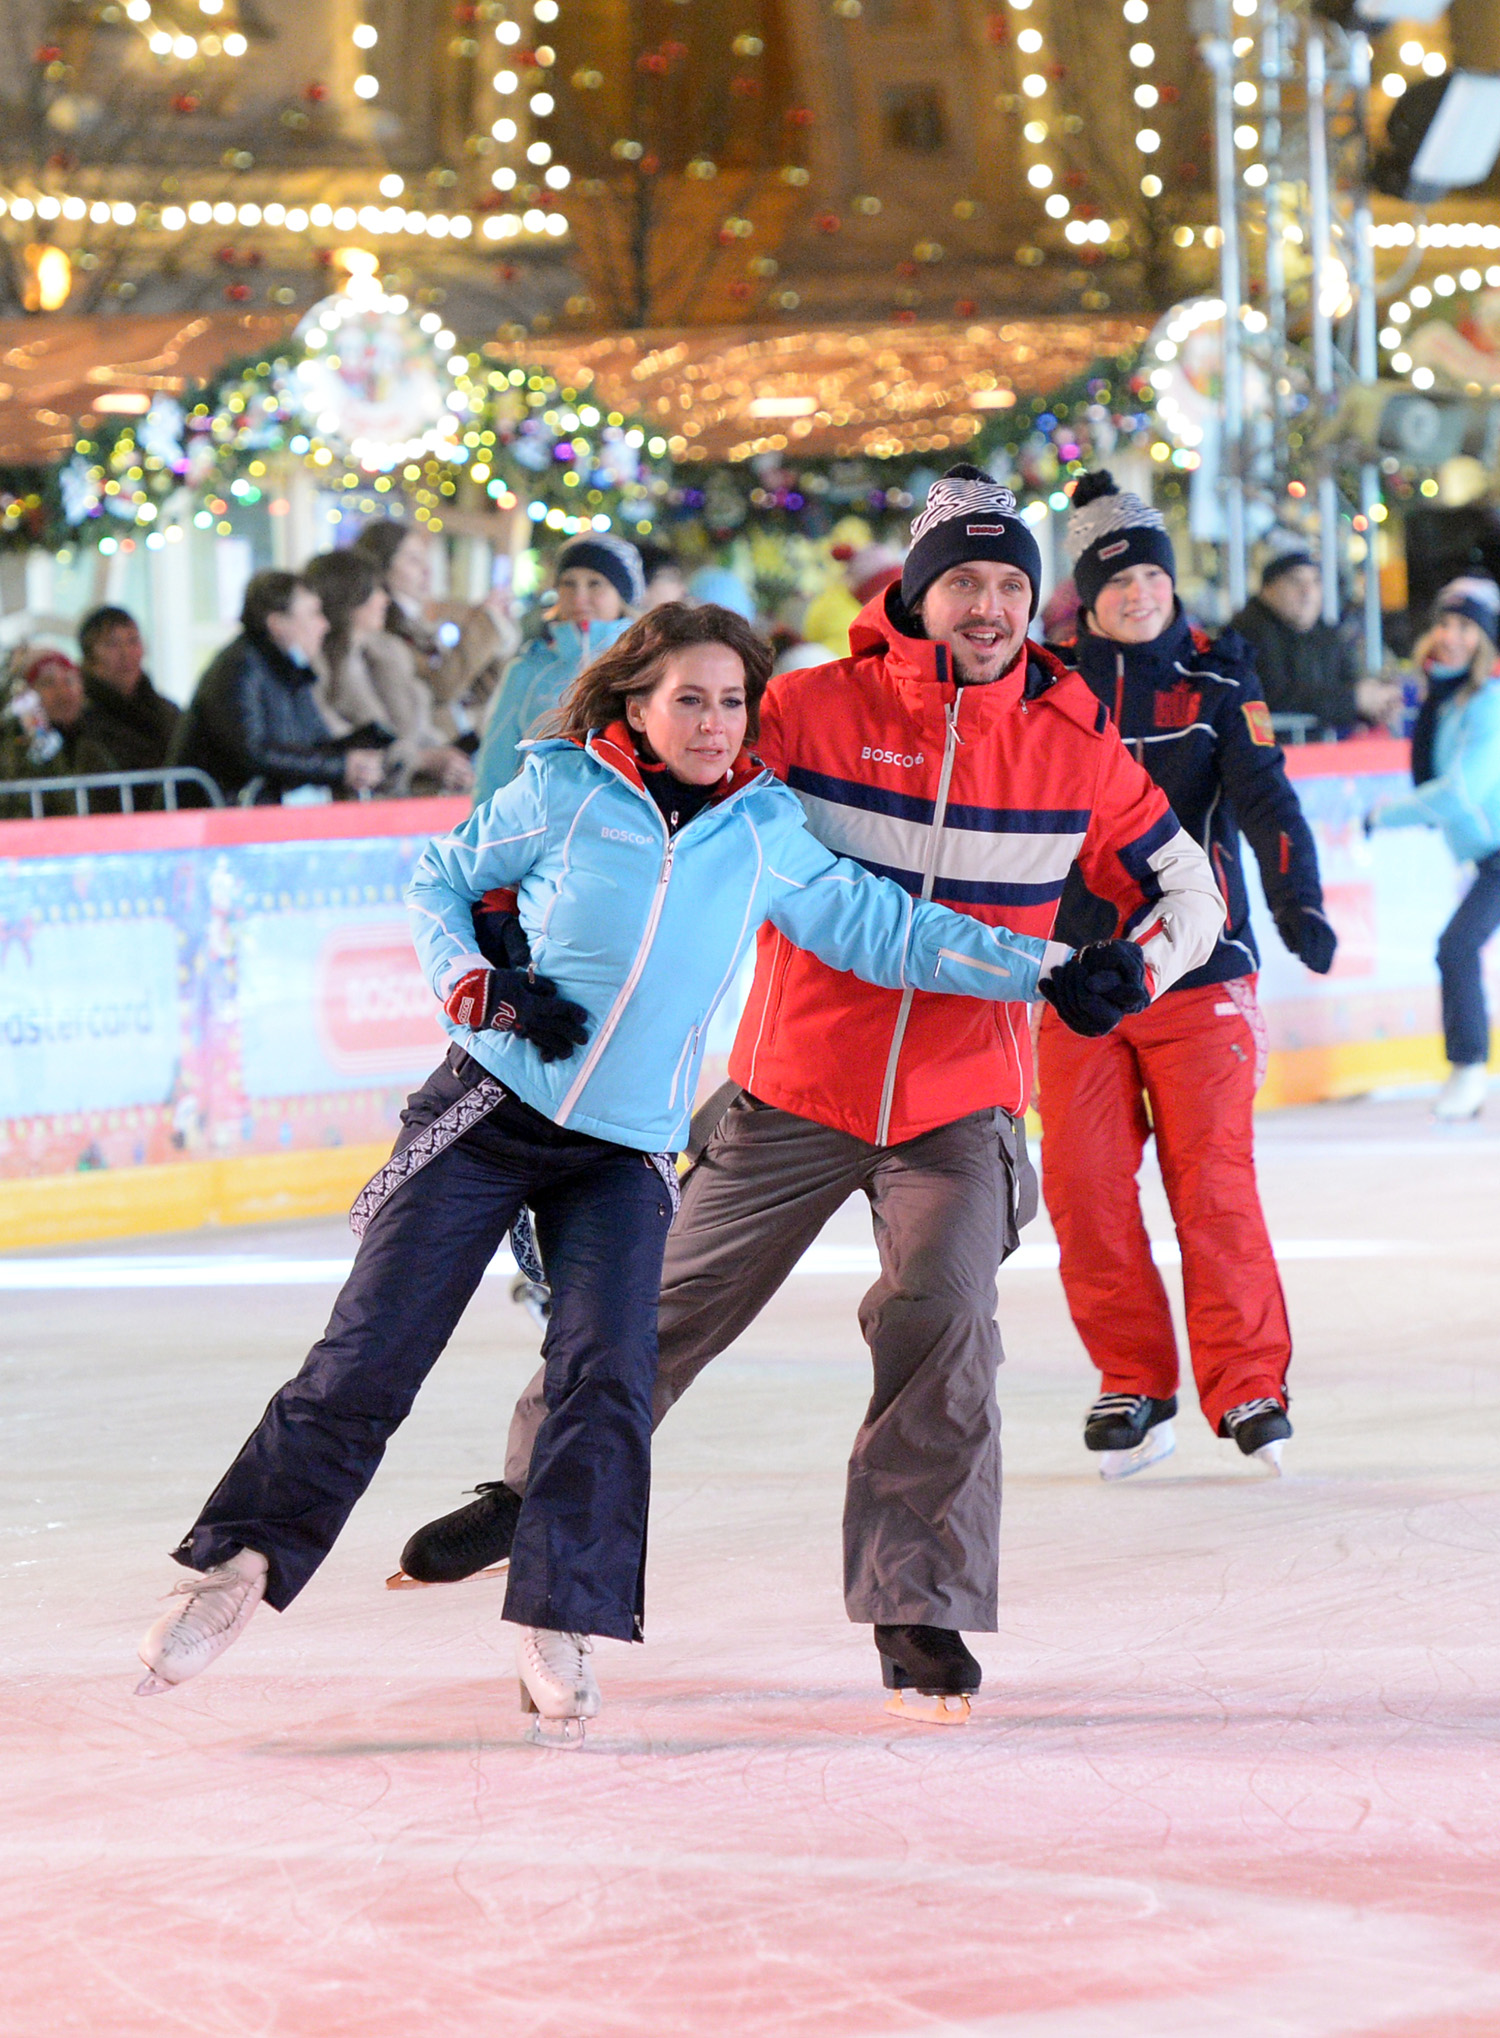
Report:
4,741,1496,1246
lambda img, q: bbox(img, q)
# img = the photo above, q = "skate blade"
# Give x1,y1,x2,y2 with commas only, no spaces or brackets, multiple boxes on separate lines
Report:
1252,1438,1285,1475
1099,1420,1176,1481
134,1669,176,1697
385,1560,510,1591
883,1690,972,1726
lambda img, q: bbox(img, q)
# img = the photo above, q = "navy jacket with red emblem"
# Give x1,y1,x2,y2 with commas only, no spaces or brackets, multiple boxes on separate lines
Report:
1052,607,1324,992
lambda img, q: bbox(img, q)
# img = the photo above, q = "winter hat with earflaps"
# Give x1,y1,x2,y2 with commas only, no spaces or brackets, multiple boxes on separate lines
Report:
1434,574,1500,643
555,533,646,609
900,464,1043,618
1066,470,1176,615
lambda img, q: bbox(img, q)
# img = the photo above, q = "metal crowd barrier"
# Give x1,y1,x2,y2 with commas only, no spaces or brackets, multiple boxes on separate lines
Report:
0,766,225,818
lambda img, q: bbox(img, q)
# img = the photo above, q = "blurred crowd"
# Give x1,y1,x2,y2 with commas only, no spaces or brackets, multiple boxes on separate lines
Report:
0,513,1494,820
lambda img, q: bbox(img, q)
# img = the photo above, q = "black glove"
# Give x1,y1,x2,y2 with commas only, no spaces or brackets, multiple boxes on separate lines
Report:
472,897,534,972
443,967,591,1063
1274,902,1337,975
1041,940,1151,1038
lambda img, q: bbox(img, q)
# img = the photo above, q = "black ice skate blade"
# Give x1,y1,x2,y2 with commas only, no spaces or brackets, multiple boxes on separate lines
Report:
878,1652,977,1697
518,1681,587,1748
385,1560,510,1591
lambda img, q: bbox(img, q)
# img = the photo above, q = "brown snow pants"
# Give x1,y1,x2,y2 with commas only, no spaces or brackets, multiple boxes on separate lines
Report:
503,1091,1035,1631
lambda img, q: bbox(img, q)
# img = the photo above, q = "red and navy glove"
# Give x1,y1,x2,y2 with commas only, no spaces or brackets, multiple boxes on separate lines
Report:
443,967,590,1063
1274,902,1337,975
1041,940,1151,1038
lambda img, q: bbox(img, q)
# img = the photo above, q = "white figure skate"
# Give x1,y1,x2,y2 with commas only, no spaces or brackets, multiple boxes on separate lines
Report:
516,1625,601,1746
1433,1065,1488,1122
135,1549,268,1695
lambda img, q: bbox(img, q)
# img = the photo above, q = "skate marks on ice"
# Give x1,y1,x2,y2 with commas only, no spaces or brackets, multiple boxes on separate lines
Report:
0,1236,1446,1287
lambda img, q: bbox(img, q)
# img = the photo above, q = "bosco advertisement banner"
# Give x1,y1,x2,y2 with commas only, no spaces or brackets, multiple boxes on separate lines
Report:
0,807,461,1185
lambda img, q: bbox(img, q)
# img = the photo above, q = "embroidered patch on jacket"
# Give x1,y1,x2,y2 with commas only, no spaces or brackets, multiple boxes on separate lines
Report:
1241,700,1275,747
350,1076,508,1236
1155,681,1202,730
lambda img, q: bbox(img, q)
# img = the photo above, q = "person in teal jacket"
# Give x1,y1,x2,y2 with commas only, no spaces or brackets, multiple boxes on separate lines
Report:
139,602,1140,1739
1369,574,1500,1121
472,533,644,802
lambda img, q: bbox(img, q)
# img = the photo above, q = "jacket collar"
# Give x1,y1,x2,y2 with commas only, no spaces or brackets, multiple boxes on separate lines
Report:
585,721,766,805
244,627,317,690
544,615,631,658
1073,604,1197,694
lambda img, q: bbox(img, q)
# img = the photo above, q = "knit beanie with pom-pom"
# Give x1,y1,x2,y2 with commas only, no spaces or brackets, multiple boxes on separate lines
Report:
1066,470,1176,615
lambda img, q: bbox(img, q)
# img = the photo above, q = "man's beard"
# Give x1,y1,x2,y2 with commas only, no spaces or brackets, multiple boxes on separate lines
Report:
949,634,1024,687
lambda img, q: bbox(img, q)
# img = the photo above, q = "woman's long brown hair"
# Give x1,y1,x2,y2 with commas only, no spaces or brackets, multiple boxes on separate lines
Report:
551,601,772,743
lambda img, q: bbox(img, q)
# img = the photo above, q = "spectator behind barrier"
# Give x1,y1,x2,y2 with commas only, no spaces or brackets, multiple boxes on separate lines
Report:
170,571,387,805
352,518,520,742
1230,545,1401,737
77,605,180,774
472,533,642,803
635,540,689,611
304,550,475,797
0,647,121,815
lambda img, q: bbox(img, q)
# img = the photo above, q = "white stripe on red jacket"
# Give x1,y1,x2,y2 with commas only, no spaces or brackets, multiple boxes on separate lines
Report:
730,587,1225,1144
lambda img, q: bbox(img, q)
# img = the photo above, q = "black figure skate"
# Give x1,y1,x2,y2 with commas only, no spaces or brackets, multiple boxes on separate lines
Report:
1083,1392,1177,1481
386,1481,522,1590
875,1624,981,1726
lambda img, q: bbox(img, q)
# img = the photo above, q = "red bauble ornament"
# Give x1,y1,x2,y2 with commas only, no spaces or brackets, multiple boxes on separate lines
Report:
786,105,814,127
730,75,760,97
47,150,77,172
172,93,200,115
496,263,519,281
34,45,62,63
895,308,916,323
660,39,687,60
515,46,539,65
1160,84,1179,104
1064,170,1087,188
224,283,252,302
302,82,328,102
214,245,238,265
639,151,659,174
637,50,668,72
728,281,750,299
896,259,918,279
986,14,1008,41
315,248,335,266
954,297,976,316
814,211,840,234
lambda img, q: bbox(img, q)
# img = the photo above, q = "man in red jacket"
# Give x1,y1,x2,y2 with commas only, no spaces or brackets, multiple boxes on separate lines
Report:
397,467,1225,1717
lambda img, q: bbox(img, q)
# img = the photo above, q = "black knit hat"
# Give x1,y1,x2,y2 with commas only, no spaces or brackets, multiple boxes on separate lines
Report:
901,464,1043,618
555,533,645,607
1066,470,1176,614
1259,546,1317,592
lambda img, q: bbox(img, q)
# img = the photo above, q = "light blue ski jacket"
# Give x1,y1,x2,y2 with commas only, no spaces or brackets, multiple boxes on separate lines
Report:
1371,676,1500,864
473,616,632,804
407,728,1056,1152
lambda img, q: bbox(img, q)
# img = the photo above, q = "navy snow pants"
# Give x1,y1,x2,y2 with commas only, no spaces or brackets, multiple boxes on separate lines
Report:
175,1051,674,1642
1438,850,1500,1069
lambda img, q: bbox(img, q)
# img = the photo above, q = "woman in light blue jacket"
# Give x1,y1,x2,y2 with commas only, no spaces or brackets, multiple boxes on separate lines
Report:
472,534,644,802
1369,576,1500,1121
137,603,1101,1738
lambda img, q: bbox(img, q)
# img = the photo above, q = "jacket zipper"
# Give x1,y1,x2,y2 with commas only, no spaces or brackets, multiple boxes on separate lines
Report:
875,667,962,1146
554,804,676,1125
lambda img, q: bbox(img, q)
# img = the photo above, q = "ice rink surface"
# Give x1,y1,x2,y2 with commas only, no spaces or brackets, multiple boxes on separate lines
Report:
4,1094,1499,2037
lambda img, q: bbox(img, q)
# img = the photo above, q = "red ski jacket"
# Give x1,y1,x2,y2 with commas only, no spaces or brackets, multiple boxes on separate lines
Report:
730,588,1224,1144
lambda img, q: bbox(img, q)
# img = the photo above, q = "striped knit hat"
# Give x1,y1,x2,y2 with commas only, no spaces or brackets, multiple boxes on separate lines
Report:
1066,470,1175,614
901,464,1043,617
1435,574,1500,642
556,532,646,608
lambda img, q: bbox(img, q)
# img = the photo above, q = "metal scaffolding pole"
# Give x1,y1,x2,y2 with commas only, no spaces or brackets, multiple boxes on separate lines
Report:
1204,0,1247,612
1306,23,1341,627
1261,3,1288,491
1349,26,1384,672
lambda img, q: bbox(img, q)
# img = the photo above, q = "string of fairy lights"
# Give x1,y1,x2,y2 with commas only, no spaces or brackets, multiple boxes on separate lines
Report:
3,0,578,270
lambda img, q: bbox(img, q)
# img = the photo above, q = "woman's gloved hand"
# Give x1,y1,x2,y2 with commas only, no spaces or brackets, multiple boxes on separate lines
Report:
1041,940,1151,1038
443,967,591,1062
1273,901,1338,975
472,893,533,971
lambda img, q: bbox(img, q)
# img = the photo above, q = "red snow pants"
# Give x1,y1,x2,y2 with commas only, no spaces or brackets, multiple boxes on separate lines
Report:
1037,978,1290,1433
